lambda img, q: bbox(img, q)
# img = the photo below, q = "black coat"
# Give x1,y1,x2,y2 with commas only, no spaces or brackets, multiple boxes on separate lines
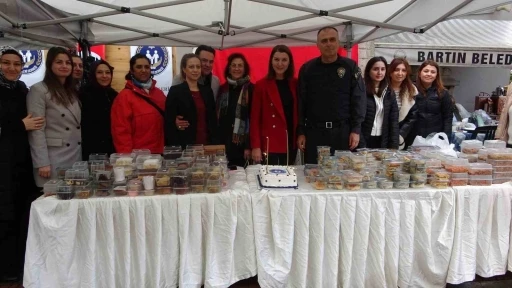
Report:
0,83,35,234
360,88,399,149
406,86,453,146
164,82,218,148
80,84,117,160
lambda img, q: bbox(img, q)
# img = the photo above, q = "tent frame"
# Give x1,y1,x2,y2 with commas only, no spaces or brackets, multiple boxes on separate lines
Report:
1,0,512,49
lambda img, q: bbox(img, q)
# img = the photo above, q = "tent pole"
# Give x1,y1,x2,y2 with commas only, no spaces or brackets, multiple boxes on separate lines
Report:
229,25,315,44
220,0,231,49
422,0,473,32
352,0,417,45
343,22,353,60
0,11,17,27
235,0,392,35
92,20,203,46
31,0,78,40
78,0,220,35
248,0,415,32
0,29,74,47
23,0,202,28
0,33,55,48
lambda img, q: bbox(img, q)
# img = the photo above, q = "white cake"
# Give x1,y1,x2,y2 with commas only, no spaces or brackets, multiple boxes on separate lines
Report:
258,165,298,188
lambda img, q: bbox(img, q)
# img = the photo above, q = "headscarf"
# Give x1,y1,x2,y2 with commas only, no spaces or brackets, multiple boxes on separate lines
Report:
0,46,24,89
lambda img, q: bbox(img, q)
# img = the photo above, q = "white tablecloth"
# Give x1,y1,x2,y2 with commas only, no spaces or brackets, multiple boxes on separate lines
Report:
247,167,456,288
447,184,512,284
23,169,257,288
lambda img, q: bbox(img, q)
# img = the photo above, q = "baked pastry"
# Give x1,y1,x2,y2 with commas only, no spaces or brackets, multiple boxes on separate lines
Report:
156,175,171,187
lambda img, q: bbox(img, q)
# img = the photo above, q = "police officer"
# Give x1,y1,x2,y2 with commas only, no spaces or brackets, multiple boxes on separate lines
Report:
297,26,366,164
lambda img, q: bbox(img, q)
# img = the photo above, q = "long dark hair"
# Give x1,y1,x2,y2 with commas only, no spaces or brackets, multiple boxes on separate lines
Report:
364,56,388,97
124,54,151,80
266,45,294,80
388,58,416,101
88,60,114,87
224,53,250,79
417,60,445,97
179,53,201,81
43,47,76,106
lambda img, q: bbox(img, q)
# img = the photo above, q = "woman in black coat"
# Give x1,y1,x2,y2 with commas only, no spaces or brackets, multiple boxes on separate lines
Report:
216,53,253,167
406,60,453,146
0,46,44,282
165,54,217,149
360,56,399,149
80,60,117,160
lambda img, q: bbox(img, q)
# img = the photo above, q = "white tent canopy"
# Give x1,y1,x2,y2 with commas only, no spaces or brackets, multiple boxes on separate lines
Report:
375,19,512,67
1,0,512,49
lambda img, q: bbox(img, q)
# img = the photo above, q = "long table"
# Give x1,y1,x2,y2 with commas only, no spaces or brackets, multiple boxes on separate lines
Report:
23,169,257,288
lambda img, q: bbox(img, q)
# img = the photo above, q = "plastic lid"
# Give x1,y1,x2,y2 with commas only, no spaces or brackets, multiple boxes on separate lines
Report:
461,140,483,148
484,140,506,149
43,179,63,192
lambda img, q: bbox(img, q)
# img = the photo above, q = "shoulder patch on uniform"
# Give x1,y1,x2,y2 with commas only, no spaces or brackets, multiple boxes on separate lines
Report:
355,67,362,80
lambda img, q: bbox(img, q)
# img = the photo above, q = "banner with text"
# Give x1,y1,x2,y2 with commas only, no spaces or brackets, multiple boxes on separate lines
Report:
130,46,173,94
19,50,45,88
376,47,512,67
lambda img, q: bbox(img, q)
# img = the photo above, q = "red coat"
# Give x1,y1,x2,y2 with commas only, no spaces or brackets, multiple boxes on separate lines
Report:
111,80,166,154
250,78,298,153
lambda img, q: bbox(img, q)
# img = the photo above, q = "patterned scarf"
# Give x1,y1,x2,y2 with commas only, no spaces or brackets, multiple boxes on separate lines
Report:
217,76,250,143
131,75,153,91
0,46,24,90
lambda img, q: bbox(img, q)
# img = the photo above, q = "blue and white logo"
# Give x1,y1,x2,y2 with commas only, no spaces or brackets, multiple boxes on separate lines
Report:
19,50,43,74
269,168,287,174
135,46,169,76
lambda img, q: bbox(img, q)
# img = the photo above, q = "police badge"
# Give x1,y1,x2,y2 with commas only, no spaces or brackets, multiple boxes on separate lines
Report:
337,67,345,78
354,67,362,80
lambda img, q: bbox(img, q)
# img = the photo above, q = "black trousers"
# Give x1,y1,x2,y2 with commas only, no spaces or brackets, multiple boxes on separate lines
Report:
367,136,383,149
266,149,297,165
304,124,351,164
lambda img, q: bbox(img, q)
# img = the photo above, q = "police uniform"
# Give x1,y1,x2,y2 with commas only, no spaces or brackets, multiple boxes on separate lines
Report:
297,55,366,164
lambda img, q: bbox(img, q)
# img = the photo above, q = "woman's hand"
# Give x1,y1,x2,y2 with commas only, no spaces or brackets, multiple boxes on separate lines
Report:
38,166,51,178
252,148,262,163
175,116,189,130
23,114,45,131
244,149,251,160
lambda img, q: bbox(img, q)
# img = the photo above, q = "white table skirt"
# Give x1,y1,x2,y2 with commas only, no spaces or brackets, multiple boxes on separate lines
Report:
23,169,257,288
447,184,512,284
247,167,456,288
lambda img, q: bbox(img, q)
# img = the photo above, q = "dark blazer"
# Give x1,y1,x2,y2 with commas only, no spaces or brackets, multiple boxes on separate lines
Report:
250,78,298,153
360,87,399,149
164,82,218,148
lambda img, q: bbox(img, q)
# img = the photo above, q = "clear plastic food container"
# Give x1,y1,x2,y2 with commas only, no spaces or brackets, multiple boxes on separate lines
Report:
459,153,478,163
112,185,127,196
136,154,163,170
56,166,71,180
468,179,492,186
346,182,362,191
189,167,206,181
65,169,89,185
486,159,512,166
75,182,92,199
468,163,493,176
493,171,512,178
327,172,343,183
171,173,188,188
317,146,331,156
196,155,210,164
342,171,363,183
176,157,194,169
156,187,173,195
478,149,489,162
487,148,512,160
57,183,74,200
349,155,366,170
95,170,112,181
431,180,449,189
393,172,411,182
460,140,483,154
327,181,345,190
313,177,328,190
450,178,468,186
322,156,337,168
89,160,106,174
492,178,511,184
493,166,512,172
393,181,409,189
377,179,394,189
72,161,88,170
110,153,134,165
136,171,157,180
191,183,205,193
43,179,63,197
484,140,506,149
127,179,143,196
444,159,469,173
155,168,171,187
164,145,181,152
131,149,151,158
363,180,377,189
206,179,222,193
432,169,450,180
410,181,426,188
186,144,204,150
360,169,376,181
88,153,108,162
174,187,190,195
163,150,183,160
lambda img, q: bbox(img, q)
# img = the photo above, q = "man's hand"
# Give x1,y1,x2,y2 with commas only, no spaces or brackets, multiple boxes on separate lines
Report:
38,166,51,178
244,149,251,160
297,135,306,151
175,116,189,130
252,148,262,163
349,133,359,150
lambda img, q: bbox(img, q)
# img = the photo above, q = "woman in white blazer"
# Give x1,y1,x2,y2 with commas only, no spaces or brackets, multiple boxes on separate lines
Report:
27,47,81,187
388,58,418,150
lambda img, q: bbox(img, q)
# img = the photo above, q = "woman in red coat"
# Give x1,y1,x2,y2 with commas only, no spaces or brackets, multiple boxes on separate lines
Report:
251,45,298,165
111,54,166,154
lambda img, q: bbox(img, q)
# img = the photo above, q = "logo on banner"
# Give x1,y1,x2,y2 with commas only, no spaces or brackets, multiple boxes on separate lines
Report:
135,46,169,76
393,49,407,59
20,50,43,74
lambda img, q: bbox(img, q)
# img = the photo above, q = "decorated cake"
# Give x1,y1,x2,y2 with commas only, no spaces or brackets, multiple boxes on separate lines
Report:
258,165,298,188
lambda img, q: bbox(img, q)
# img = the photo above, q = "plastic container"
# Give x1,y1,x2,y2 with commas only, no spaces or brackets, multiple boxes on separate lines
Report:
171,171,188,188
110,153,134,165
349,154,366,170
487,148,512,160
191,183,205,193
431,180,449,189
163,150,183,160
484,139,506,149
164,145,182,152
43,179,63,197
460,140,483,154
131,149,151,158
186,144,204,150
410,181,426,188
492,178,512,184
176,157,194,169
135,154,162,170
189,167,206,181
327,181,344,190
468,179,492,186
360,169,376,181
95,170,112,181
342,171,363,183
486,159,512,166
75,182,92,199
493,166,512,172
88,153,108,162
493,171,512,178
126,179,143,196
393,181,409,189
468,163,493,176
72,161,89,170
346,182,362,191
65,169,89,185
450,178,468,186
478,149,489,162
155,168,172,187
411,173,428,182
174,187,190,195
378,179,394,189
89,160,106,174
195,155,210,165
321,156,337,168
112,185,127,196
206,179,222,193
327,172,343,183
459,153,478,163
393,172,411,182
432,169,450,180
444,159,469,173
136,171,157,180
56,166,71,180
317,146,331,157
313,177,328,190
156,187,173,195
363,180,377,189
57,183,74,200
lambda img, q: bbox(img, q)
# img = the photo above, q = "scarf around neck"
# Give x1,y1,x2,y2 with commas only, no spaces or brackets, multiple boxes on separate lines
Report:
0,46,24,90
131,75,153,91
217,75,251,143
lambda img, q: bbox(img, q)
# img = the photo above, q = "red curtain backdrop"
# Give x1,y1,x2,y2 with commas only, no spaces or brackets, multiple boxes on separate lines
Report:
212,45,358,84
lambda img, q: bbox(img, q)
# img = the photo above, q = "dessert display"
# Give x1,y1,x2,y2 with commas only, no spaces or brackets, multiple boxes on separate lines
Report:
258,165,298,188
43,179,62,197
57,184,74,200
